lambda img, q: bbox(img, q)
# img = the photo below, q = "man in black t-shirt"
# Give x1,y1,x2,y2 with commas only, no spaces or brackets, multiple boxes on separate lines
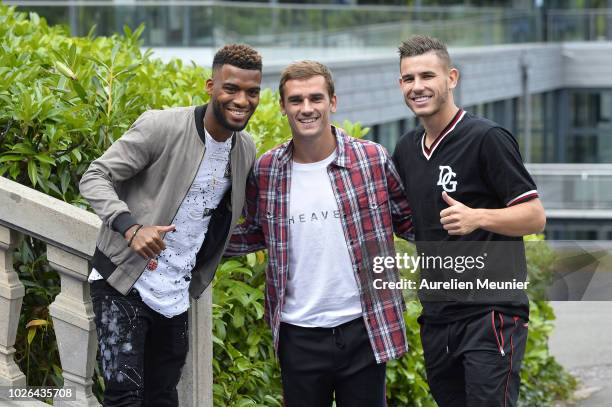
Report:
392,36,546,407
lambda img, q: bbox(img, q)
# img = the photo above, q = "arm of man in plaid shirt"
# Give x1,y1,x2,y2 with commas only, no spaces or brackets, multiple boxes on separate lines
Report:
385,150,414,242
225,169,267,257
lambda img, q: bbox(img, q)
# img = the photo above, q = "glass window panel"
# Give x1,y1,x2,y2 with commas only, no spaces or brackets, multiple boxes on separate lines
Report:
566,133,598,163
376,121,401,152
570,90,612,129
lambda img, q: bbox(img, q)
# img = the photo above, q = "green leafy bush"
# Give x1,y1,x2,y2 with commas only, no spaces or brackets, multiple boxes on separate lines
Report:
0,5,575,406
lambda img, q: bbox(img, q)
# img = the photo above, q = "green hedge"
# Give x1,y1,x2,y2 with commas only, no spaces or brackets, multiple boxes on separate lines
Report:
0,5,575,406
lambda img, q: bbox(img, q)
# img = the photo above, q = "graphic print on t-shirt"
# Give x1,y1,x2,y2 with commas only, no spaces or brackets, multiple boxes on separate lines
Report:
288,209,341,225
134,131,232,317
282,151,363,328
436,165,457,192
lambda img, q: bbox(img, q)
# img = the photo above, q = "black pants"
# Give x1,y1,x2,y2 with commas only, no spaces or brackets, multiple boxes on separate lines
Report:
278,317,386,407
420,311,528,407
90,280,189,407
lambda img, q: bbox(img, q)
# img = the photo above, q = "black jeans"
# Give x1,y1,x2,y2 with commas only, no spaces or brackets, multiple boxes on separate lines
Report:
90,280,189,407
278,317,387,407
420,311,528,407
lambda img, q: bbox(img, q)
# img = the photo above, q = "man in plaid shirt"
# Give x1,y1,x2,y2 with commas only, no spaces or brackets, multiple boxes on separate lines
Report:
226,61,413,407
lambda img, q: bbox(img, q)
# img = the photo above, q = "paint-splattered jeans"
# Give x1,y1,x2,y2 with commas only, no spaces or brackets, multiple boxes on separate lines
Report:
90,279,189,407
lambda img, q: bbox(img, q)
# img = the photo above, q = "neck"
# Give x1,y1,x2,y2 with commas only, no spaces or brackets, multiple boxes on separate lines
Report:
292,128,336,164
204,106,233,142
422,104,460,146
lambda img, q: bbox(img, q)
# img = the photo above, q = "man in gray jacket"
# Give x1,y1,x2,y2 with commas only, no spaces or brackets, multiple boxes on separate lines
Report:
79,44,261,407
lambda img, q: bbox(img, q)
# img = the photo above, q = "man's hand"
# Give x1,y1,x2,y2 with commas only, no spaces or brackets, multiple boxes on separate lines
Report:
124,224,176,259
439,192,480,235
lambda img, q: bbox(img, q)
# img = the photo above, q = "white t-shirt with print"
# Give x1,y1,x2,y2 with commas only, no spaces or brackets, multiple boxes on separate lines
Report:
281,151,363,328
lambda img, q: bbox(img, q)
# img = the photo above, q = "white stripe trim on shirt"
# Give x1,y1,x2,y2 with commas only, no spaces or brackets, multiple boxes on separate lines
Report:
421,110,467,161
506,190,539,206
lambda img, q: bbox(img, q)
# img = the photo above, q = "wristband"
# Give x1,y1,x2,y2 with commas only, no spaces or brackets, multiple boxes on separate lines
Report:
128,224,144,247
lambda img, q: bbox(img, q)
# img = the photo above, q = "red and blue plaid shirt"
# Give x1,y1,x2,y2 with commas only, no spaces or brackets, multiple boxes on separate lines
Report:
226,127,413,363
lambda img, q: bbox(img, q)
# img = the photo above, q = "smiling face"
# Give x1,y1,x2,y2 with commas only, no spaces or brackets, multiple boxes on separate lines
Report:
399,51,458,120
205,64,262,135
280,75,337,142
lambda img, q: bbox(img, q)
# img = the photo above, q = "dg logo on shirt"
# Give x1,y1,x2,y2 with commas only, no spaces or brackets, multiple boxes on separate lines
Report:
437,165,457,192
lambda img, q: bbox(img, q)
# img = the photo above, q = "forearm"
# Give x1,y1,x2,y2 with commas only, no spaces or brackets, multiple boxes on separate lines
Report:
224,224,266,257
385,151,414,240
224,238,266,257
225,169,267,256
476,199,546,237
79,164,132,226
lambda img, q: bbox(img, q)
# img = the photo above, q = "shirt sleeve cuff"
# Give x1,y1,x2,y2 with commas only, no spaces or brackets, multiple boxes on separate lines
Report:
112,212,139,236
506,190,539,206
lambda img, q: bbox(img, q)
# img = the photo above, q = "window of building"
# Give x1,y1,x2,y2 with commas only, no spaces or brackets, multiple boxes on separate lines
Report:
571,90,612,129
375,120,401,152
366,118,415,151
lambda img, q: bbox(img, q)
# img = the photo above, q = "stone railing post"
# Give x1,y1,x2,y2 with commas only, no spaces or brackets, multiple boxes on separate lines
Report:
1,175,214,406
47,245,99,407
0,225,26,388
178,285,213,407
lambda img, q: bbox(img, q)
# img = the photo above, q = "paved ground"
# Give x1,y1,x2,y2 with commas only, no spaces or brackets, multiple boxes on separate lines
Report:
549,302,612,406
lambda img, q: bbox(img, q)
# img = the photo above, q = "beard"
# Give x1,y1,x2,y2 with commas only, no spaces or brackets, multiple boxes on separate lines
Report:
211,97,251,132
407,93,447,118
406,81,451,118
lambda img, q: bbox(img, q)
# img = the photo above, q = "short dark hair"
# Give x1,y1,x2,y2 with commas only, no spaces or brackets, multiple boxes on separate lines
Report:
398,35,451,68
212,44,262,72
279,60,335,100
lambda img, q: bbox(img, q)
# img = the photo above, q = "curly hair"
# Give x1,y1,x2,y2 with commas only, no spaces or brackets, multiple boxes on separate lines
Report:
398,35,451,68
212,44,262,72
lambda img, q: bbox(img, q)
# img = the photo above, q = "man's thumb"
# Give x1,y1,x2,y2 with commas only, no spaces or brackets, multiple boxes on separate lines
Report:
157,224,176,233
442,191,459,206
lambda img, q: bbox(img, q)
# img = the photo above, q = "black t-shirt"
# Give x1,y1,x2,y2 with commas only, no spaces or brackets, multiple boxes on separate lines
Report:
393,110,538,323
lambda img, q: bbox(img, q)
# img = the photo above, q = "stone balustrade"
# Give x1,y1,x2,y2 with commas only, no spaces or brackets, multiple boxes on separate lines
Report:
0,176,212,406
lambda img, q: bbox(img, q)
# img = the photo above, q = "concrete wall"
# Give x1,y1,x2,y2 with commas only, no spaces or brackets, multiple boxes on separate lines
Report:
562,42,612,88
452,43,564,106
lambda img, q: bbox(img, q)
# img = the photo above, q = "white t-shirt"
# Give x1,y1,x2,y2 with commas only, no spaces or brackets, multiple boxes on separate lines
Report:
281,151,363,328
89,131,232,318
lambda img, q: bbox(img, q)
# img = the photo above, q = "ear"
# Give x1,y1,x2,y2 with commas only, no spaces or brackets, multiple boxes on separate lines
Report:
330,94,337,113
205,78,214,95
279,97,286,116
448,68,459,90
398,76,403,88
